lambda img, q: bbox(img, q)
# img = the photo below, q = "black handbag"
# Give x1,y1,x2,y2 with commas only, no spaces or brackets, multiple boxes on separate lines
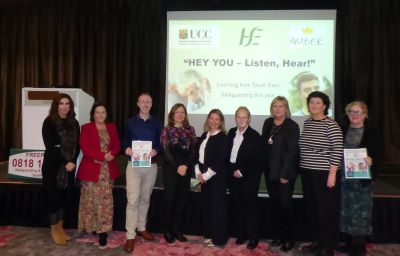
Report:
56,165,68,189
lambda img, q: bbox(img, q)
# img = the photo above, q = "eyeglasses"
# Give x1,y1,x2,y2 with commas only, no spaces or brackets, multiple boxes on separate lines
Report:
348,110,364,116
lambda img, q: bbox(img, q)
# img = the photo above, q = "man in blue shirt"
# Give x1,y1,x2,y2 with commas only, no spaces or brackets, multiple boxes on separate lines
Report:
123,92,162,253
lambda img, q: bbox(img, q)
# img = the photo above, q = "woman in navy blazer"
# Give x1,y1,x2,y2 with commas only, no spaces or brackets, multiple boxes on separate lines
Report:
77,102,121,247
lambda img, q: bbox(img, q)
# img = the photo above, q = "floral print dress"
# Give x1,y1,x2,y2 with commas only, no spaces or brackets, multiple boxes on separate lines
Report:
78,128,113,233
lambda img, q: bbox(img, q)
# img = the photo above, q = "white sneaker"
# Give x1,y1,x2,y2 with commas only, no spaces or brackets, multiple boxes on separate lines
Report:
203,238,212,244
207,241,215,247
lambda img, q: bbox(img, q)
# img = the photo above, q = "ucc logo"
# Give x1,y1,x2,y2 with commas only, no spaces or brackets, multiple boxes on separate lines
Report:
179,29,211,40
239,27,263,46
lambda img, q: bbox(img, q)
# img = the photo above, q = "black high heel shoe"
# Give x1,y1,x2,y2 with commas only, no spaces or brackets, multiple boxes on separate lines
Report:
280,241,294,252
164,232,175,243
99,232,108,246
235,236,247,245
247,239,259,250
270,239,283,246
172,232,188,242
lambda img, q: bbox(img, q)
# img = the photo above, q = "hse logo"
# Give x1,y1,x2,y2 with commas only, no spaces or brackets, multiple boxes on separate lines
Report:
178,29,212,40
239,27,264,46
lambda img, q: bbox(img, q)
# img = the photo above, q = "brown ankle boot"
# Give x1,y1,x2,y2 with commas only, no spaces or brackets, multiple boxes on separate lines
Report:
51,224,67,246
57,220,71,241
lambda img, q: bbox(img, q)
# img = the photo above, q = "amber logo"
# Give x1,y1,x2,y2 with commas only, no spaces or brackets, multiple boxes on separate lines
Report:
302,27,313,35
179,29,188,39
289,25,326,47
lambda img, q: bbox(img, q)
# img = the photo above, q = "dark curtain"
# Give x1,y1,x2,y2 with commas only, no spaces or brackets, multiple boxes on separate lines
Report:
0,0,399,165
337,0,400,162
0,0,165,160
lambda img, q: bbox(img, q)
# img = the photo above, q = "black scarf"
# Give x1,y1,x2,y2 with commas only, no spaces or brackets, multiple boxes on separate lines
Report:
54,115,79,162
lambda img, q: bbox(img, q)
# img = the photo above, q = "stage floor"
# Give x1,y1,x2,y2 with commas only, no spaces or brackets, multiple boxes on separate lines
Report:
1,160,400,243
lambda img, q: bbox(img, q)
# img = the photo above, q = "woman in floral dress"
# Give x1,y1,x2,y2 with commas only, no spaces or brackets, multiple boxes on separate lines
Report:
77,102,121,246
339,101,381,256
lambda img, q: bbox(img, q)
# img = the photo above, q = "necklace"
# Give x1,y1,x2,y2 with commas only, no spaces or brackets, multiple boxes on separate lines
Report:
268,119,285,144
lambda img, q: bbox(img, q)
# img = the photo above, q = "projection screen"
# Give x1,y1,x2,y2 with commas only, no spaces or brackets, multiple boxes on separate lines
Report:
166,10,336,134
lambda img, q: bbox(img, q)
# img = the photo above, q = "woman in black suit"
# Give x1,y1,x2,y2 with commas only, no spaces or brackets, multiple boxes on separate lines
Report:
261,96,300,252
227,106,262,250
195,109,228,247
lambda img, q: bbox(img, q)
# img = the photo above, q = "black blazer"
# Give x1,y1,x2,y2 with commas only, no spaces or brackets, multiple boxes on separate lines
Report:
341,118,382,186
196,131,228,178
261,117,300,180
227,126,262,177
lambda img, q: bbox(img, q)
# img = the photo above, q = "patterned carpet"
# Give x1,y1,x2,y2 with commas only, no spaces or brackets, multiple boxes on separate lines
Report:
1,226,400,256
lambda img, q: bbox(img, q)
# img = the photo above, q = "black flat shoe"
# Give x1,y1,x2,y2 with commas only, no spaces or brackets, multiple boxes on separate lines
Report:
164,232,175,243
235,236,247,245
99,232,108,246
336,242,351,253
316,248,334,256
280,241,294,252
270,239,283,246
173,233,188,242
302,241,320,252
247,239,259,250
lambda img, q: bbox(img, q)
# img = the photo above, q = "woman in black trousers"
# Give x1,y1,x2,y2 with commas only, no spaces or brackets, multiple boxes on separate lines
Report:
195,109,228,247
160,103,197,243
42,93,80,246
261,96,299,252
299,91,343,256
227,106,262,250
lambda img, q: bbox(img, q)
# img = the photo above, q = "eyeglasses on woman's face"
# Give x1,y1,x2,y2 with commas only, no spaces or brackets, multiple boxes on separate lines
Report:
348,110,364,116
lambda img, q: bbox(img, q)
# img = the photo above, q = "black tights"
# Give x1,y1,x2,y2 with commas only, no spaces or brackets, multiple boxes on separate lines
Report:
49,209,64,225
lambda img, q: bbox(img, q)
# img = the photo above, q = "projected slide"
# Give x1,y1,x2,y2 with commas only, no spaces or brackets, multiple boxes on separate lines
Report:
166,10,336,134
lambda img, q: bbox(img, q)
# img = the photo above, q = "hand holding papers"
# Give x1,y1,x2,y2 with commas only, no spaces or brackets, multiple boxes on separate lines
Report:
131,141,152,167
344,148,371,179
